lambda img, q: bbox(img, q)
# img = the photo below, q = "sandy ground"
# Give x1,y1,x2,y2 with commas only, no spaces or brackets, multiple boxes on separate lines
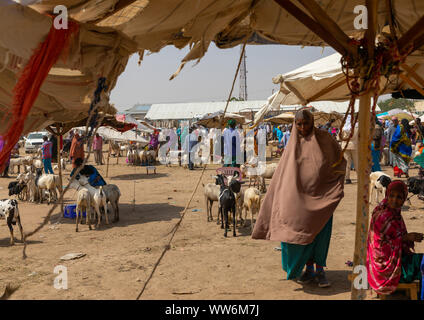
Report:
0,146,423,300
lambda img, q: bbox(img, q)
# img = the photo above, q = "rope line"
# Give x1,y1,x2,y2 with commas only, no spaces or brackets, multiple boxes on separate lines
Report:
136,43,247,299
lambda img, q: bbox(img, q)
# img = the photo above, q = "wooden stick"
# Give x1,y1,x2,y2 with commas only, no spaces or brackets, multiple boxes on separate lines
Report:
296,0,357,57
351,88,373,300
401,63,424,89
106,142,111,178
397,15,424,53
56,125,64,221
306,78,347,103
365,0,378,57
399,73,424,97
273,0,353,57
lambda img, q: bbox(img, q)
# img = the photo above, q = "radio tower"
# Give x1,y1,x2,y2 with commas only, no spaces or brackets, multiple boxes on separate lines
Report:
239,45,247,101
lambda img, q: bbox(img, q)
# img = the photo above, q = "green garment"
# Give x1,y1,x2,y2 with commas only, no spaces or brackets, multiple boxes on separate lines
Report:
281,216,333,280
223,155,240,168
399,253,423,283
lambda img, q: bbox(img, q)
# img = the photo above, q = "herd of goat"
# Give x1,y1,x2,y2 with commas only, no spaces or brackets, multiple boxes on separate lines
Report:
203,162,278,237
2,152,122,245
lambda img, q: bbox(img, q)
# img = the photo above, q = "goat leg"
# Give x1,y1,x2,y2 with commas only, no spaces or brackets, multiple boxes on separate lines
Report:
224,209,229,237
87,206,92,230
232,207,236,237
75,209,80,232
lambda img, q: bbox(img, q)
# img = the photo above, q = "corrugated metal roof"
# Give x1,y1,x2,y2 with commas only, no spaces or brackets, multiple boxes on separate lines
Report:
125,104,152,113
145,101,267,120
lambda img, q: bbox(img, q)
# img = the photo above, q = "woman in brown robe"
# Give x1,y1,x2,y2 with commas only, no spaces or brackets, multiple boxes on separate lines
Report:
69,133,85,168
252,109,346,287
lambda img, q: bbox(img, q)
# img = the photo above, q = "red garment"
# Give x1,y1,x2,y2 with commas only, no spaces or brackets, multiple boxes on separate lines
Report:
367,181,414,295
70,134,84,168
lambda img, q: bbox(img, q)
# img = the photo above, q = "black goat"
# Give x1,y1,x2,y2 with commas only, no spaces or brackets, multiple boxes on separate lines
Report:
407,177,424,200
8,181,26,198
215,174,241,237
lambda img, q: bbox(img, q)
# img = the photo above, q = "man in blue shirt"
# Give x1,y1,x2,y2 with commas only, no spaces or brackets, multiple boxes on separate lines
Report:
70,158,106,187
41,136,54,174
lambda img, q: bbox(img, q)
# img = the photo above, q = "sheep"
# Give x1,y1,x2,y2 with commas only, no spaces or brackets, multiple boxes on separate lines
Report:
242,187,264,233
256,162,278,193
203,181,221,222
215,174,241,237
240,164,260,188
53,158,66,171
102,184,121,222
0,199,24,245
369,171,392,204
241,162,277,193
32,159,43,172
75,188,93,232
22,171,37,203
8,158,22,174
78,175,121,223
68,178,109,229
145,150,156,165
34,168,57,204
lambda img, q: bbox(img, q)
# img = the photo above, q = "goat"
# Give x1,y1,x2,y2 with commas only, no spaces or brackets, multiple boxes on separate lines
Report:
68,178,109,229
75,187,93,232
215,174,241,237
256,162,278,193
34,168,57,204
0,199,24,245
203,180,221,222
242,187,264,233
53,158,67,171
7,181,26,201
369,171,392,203
225,172,245,225
78,175,121,223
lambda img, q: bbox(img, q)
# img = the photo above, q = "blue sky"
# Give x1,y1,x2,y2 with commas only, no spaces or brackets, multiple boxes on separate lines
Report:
110,44,337,111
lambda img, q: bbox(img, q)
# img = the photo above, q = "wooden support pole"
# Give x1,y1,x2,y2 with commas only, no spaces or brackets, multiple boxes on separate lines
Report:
56,124,64,219
399,73,424,97
351,88,373,300
365,0,378,57
397,15,424,53
273,0,356,57
106,142,111,178
400,64,424,89
297,0,358,57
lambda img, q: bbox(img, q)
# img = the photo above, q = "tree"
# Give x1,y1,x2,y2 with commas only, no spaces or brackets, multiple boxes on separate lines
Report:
377,98,415,112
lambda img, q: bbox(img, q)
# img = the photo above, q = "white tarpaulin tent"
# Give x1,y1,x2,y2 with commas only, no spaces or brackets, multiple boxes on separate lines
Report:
75,126,148,144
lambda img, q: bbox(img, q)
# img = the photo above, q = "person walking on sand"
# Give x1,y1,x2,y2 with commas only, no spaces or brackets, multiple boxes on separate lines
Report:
252,109,346,288
93,133,103,165
41,135,54,174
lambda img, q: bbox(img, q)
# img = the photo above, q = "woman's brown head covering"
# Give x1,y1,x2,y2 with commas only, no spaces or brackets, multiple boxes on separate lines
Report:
252,117,346,245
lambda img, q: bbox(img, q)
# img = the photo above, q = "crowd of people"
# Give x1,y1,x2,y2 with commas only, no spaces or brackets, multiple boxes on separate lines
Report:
251,109,423,297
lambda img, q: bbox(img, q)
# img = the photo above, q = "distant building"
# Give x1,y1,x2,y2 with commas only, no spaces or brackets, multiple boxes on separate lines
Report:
124,104,151,120
145,100,267,127
414,101,424,113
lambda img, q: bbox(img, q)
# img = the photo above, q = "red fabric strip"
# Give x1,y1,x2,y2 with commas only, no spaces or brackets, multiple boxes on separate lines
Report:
0,19,79,171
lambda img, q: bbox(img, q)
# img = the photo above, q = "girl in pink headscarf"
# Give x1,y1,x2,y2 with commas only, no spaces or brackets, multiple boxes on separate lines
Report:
367,180,423,296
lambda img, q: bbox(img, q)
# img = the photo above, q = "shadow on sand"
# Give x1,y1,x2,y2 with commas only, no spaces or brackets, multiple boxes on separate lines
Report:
49,202,184,229
292,270,352,296
110,173,168,180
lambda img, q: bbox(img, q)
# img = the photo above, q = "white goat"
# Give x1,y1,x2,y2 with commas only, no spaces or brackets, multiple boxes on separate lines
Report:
242,187,264,233
68,178,109,229
75,187,93,232
203,182,221,222
35,169,58,204
79,175,121,223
